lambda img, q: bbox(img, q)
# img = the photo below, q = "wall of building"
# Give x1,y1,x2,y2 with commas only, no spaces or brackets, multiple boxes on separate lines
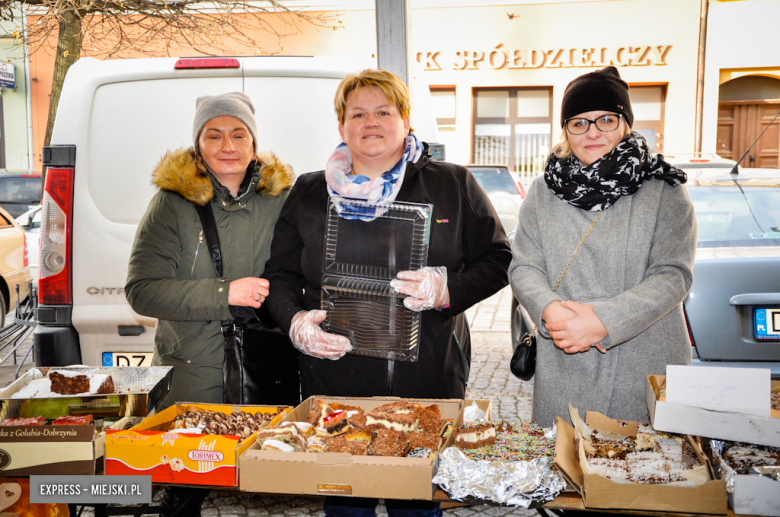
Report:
0,12,32,171
413,0,701,165
702,0,780,155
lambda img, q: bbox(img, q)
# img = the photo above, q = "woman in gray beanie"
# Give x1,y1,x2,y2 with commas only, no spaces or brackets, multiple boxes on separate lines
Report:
126,92,299,412
509,67,697,427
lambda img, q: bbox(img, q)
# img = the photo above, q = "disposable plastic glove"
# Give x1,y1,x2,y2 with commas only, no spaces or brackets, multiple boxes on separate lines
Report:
390,266,450,312
289,310,352,360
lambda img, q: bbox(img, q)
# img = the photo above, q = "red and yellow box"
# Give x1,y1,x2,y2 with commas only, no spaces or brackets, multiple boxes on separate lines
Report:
105,403,289,487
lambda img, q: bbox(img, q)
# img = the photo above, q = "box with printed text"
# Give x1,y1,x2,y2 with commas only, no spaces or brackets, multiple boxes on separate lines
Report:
105,403,289,487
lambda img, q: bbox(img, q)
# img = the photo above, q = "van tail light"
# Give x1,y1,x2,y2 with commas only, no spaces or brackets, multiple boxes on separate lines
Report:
23,234,28,268
39,168,74,305
683,306,695,347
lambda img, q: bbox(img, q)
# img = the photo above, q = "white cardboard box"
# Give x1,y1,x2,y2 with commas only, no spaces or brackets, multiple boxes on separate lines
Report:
646,375,780,447
729,475,780,516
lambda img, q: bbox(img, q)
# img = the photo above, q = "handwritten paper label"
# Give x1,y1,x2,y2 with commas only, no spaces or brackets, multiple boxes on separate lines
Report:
666,366,771,417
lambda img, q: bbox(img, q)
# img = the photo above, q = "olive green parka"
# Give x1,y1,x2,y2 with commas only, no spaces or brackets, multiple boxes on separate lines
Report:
126,149,295,408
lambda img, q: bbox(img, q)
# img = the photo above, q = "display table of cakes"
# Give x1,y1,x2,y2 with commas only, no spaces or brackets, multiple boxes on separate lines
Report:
2,366,779,516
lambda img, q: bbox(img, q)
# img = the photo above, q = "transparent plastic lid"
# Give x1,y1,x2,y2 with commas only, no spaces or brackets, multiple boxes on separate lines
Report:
323,199,432,281
320,198,432,362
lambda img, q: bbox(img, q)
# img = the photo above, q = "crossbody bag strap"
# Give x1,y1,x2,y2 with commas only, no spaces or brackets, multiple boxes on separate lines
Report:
194,203,223,278
194,203,234,332
532,211,601,334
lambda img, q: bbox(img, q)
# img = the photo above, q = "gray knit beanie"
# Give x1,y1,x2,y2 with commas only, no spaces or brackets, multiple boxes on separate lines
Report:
193,92,258,152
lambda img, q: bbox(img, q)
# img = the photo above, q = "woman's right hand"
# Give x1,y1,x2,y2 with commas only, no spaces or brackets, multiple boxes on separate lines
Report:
229,277,270,309
289,310,352,360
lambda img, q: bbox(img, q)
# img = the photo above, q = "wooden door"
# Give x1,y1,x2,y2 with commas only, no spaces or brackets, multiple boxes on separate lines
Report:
718,101,780,168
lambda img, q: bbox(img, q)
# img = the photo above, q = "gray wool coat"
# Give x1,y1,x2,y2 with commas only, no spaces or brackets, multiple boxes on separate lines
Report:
508,175,697,428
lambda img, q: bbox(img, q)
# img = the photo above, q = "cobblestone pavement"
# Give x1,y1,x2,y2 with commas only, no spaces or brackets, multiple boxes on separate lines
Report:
3,288,539,516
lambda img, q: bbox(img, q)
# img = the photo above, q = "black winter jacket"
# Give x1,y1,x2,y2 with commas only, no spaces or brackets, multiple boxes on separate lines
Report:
264,149,511,399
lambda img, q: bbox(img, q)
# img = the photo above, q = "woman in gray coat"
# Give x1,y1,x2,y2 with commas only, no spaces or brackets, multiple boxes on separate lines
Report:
508,67,697,428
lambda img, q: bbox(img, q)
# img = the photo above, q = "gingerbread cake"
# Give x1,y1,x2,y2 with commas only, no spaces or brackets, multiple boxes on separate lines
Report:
49,371,114,395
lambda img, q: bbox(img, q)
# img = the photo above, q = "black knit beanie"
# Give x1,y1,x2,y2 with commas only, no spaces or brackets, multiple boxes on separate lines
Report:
560,66,633,128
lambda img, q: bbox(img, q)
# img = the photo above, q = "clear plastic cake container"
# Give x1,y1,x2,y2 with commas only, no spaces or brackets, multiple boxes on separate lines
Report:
321,199,432,362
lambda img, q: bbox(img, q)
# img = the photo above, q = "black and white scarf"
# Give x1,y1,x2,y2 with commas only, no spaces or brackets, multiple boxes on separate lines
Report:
544,132,687,212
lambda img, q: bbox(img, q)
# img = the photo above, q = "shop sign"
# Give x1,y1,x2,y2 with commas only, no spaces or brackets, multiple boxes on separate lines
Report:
0,63,15,89
417,44,672,71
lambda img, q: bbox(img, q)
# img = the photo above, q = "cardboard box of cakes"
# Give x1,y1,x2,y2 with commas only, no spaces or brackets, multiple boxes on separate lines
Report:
0,367,172,476
554,409,727,515
646,375,780,447
239,396,465,499
105,403,290,487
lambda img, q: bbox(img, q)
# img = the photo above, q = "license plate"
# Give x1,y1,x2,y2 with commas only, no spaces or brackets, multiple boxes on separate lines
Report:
754,307,780,341
101,352,154,367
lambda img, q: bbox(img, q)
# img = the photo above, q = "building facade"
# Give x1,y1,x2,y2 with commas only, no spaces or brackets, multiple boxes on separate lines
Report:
702,0,780,168
25,0,767,178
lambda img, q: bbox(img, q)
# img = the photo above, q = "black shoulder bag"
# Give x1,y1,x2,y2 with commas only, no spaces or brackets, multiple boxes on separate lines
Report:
511,212,601,380
195,202,299,406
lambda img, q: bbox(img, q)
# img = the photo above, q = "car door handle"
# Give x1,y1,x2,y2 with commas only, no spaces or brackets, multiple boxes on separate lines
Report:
729,293,780,305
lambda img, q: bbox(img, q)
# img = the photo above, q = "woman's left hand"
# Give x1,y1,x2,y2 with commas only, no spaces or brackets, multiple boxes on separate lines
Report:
545,300,608,354
391,266,450,311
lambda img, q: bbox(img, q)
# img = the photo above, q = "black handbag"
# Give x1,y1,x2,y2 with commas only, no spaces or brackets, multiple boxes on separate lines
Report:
510,212,601,381
510,330,536,381
195,203,299,406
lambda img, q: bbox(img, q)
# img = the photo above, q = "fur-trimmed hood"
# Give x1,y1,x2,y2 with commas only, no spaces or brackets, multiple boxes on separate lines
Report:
152,148,294,206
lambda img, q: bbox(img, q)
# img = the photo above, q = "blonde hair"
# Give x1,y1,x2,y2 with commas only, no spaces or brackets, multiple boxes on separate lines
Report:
334,69,411,125
552,123,632,160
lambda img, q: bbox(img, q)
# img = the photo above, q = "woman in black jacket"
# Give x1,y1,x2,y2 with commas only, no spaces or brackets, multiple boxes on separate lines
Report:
263,69,511,517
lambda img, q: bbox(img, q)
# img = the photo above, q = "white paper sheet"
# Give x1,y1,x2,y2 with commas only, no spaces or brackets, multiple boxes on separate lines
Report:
665,365,771,418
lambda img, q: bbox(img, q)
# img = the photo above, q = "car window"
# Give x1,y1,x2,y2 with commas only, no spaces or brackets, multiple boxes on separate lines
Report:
32,208,41,228
686,186,780,247
469,168,518,195
0,177,42,204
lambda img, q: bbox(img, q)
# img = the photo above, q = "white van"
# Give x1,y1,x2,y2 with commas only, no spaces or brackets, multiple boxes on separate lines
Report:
34,56,440,368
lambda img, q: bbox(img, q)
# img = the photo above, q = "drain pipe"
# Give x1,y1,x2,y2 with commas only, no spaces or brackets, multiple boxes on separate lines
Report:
693,0,709,154
22,7,34,171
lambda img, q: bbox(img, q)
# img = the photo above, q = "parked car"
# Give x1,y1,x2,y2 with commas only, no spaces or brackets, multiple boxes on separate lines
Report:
0,175,43,218
510,166,780,379
664,152,737,171
0,205,33,326
466,164,526,239
16,205,40,286
684,167,780,378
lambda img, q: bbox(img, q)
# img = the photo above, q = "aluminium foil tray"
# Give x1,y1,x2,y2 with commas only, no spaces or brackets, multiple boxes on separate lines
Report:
0,366,173,420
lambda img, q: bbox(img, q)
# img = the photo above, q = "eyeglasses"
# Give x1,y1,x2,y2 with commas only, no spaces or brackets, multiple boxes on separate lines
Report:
565,114,622,135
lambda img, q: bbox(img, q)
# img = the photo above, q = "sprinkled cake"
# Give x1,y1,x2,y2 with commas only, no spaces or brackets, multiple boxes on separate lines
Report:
455,421,555,463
